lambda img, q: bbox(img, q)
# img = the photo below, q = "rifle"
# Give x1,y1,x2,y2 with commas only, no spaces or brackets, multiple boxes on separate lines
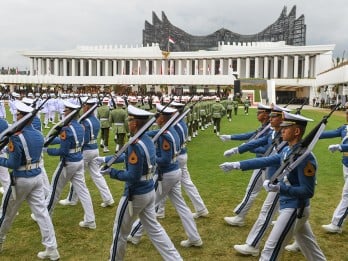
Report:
123,95,129,107
270,103,341,185
44,99,84,147
78,102,98,124
0,97,50,151
101,98,175,170
110,94,117,109
284,98,295,108
152,111,180,143
295,98,307,115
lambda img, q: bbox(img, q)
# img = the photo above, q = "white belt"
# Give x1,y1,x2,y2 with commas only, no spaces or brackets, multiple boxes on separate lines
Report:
100,118,108,121
140,173,153,181
88,139,97,144
17,162,40,171
69,147,82,153
114,123,124,126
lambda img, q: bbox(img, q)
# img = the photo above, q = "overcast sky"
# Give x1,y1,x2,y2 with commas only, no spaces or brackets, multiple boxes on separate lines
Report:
1,0,347,69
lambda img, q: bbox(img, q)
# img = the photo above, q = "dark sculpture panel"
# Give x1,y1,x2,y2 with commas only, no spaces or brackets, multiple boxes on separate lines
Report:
143,5,306,52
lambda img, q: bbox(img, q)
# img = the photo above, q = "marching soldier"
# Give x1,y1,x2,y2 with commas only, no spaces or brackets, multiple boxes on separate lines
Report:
127,104,203,248
97,97,111,152
221,103,271,226
99,105,183,261
0,101,59,259
109,97,129,153
211,97,225,136
226,97,233,122
220,112,326,261
38,100,96,230
59,98,114,208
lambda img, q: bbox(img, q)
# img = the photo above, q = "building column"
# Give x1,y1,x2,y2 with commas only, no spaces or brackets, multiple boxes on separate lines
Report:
169,60,174,75
283,55,288,78
129,60,133,75
178,60,182,75
263,57,269,78
62,58,67,76
137,60,141,75
80,59,84,76
54,58,59,76
228,58,233,75
88,59,93,76
273,56,278,78
245,57,250,78
254,57,259,78
30,58,35,75
237,58,241,77
71,59,76,76
294,55,299,78
46,58,51,75
194,60,198,75
113,60,117,75
220,59,224,75
120,60,125,75
203,59,207,75
96,59,101,76
186,60,190,75
145,60,149,75
304,55,309,78
210,59,215,75
104,60,109,76
37,58,42,75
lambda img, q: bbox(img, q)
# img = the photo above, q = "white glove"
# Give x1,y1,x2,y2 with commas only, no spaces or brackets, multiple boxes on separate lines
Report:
42,147,48,153
263,179,280,192
94,156,106,165
0,146,8,154
328,144,342,153
219,135,231,142
100,167,112,175
224,147,239,157
219,162,240,172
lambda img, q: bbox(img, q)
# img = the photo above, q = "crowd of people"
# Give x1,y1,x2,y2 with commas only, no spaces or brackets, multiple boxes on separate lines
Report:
0,91,346,260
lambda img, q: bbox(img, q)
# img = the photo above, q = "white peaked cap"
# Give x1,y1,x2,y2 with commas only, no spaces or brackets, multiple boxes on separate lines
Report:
271,104,291,112
86,98,98,104
257,103,272,111
22,97,34,105
280,111,313,127
14,100,33,113
12,92,20,98
63,100,80,109
171,101,185,107
127,105,154,118
156,103,177,114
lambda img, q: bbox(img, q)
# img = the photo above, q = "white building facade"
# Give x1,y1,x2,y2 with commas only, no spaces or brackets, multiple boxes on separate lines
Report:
0,41,336,104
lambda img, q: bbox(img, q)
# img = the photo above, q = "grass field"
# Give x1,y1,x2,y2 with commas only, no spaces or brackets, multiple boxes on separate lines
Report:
0,106,348,261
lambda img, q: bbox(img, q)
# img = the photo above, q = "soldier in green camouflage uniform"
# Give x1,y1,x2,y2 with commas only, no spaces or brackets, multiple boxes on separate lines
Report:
211,97,226,136
244,97,251,115
226,98,233,122
97,97,111,152
109,98,129,152
232,98,239,116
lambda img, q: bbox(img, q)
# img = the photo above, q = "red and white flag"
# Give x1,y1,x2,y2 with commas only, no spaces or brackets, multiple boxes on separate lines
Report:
168,36,175,44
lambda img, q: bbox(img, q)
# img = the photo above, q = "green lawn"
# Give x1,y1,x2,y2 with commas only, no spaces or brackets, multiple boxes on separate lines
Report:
0,107,347,260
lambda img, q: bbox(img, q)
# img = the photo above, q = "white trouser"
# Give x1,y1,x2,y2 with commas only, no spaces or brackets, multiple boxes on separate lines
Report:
64,149,113,203
44,113,49,125
157,153,207,214
246,191,279,248
0,175,57,250
260,207,326,261
0,164,10,195
46,160,95,222
109,191,182,261
40,156,50,198
234,168,265,218
132,169,201,242
331,164,348,227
